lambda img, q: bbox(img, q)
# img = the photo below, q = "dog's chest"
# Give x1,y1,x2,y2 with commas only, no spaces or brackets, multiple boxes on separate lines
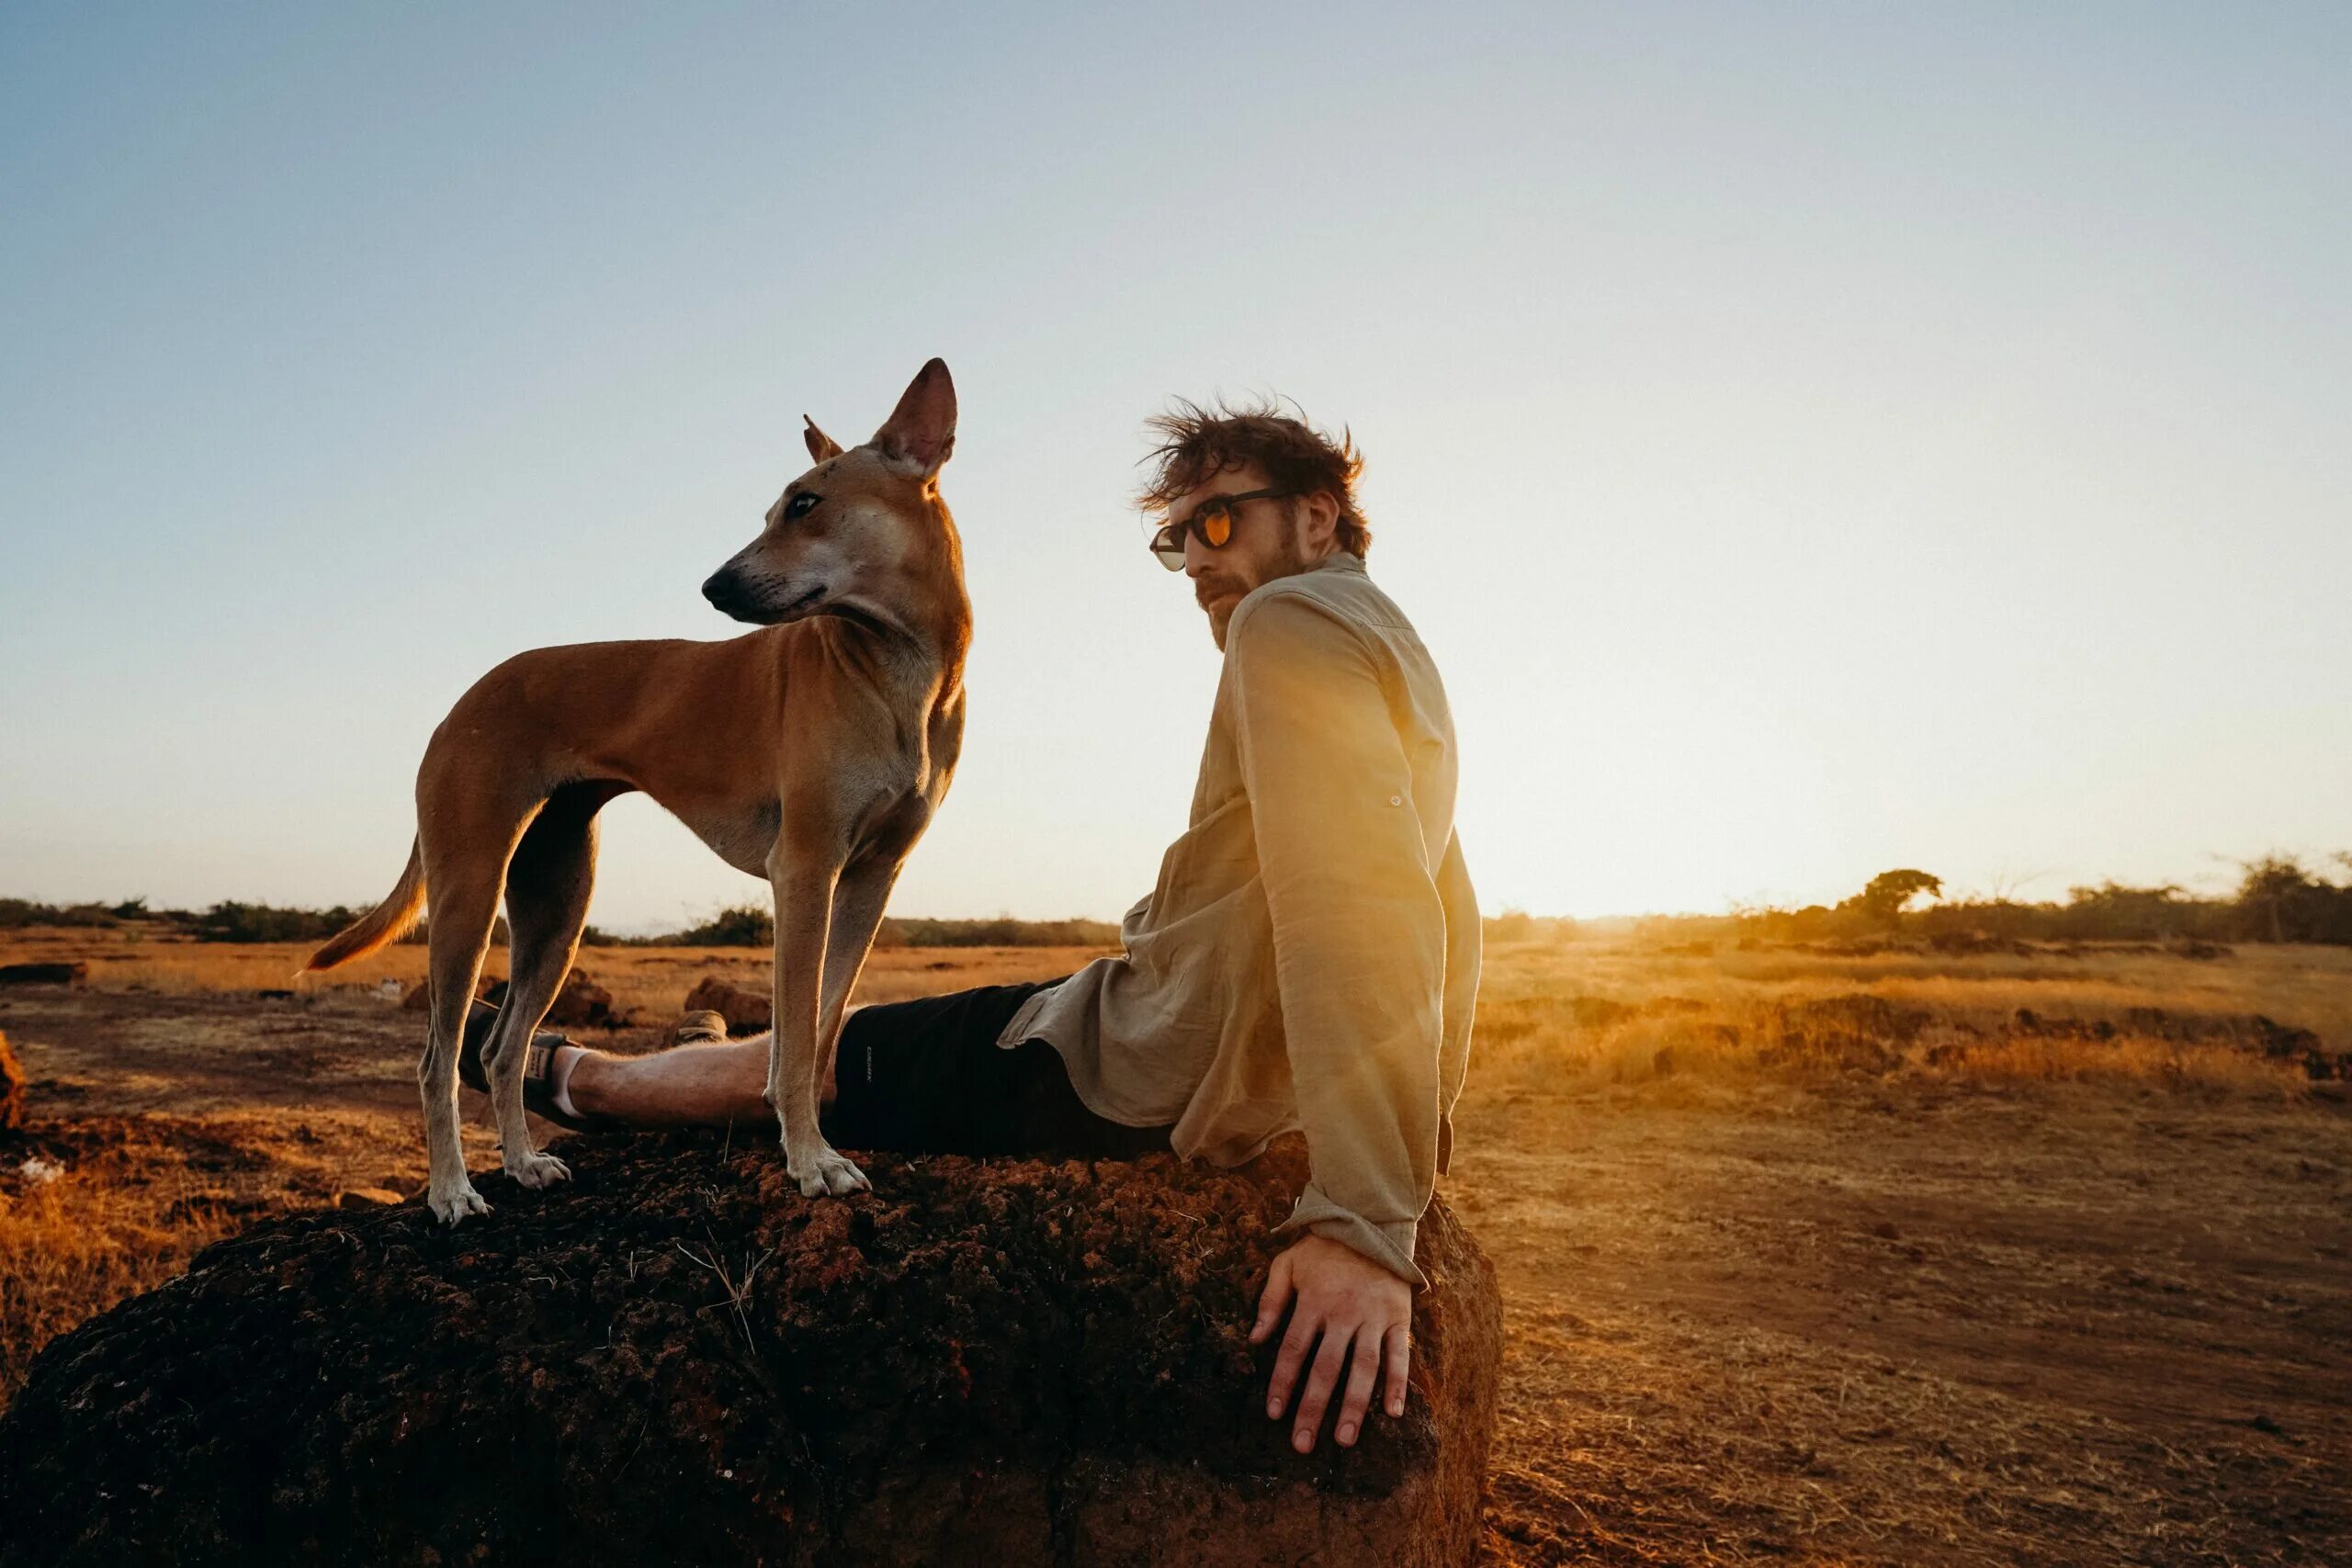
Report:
683,800,786,877
849,691,961,857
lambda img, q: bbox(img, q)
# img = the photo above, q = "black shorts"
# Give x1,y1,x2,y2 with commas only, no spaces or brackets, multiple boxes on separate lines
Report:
820,977,1174,1160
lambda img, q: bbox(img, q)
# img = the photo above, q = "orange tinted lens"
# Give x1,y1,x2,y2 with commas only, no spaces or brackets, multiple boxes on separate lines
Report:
1201,503,1233,547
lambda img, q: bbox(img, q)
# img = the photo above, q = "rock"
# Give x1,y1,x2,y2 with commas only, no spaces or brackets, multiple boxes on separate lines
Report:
0,961,85,987
401,976,493,1012
397,973,619,1029
0,1030,24,1131
484,969,623,1029
684,975,774,1034
0,1131,1499,1568
334,1188,405,1210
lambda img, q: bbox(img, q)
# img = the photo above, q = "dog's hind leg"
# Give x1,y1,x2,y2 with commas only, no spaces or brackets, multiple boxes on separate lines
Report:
484,784,607,1189
420,863,507,1225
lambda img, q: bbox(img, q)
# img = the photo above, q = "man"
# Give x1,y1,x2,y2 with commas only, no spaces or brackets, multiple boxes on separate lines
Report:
476,400,1479,1454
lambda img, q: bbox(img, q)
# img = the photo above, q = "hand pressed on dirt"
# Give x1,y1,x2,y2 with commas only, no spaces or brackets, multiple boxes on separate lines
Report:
1250,1233,1412,1453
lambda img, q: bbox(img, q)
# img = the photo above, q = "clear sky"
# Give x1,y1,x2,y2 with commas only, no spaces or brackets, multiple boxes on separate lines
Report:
3,3,2346,931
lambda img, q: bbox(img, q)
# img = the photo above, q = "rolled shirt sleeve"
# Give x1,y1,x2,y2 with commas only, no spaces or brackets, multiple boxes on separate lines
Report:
1225,591,1447,1287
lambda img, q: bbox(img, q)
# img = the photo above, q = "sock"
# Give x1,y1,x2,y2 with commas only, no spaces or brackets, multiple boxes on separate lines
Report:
548,1045,584,1120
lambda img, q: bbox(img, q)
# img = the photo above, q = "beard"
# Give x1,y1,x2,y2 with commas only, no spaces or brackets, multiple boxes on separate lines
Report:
1197,573,1249,650
1198,522,1309,651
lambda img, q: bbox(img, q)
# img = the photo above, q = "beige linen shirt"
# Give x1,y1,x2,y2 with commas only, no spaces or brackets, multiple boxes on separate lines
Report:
1000,551,1480,1285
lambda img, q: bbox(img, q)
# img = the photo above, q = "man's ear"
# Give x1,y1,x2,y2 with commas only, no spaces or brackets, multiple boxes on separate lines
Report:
870,357,956,479
1299,490,1341,553
803,416,843,463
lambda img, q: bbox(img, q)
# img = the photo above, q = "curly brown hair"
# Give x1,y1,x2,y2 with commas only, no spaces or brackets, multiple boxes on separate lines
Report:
1136,396,1371,558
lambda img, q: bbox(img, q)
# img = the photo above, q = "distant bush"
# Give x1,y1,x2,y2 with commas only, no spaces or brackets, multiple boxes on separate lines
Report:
667,904,776,947
0,899,121,930
581,906,1122,949
878,916,1120,948
184,901,364,943
1734,857,2352,949
1484,908,1577,944
2233,855,2352,945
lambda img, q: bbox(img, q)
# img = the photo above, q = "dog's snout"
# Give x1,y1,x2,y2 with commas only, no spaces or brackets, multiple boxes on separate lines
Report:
702,569,740,609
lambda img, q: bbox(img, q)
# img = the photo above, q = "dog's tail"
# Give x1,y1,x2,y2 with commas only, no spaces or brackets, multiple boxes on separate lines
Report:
304,839,426,972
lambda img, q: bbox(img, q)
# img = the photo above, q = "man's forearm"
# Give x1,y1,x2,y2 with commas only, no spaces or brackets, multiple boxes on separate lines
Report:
1227,593,1448,1287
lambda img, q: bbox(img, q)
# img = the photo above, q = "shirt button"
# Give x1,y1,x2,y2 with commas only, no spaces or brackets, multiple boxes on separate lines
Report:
1388,795,1403,806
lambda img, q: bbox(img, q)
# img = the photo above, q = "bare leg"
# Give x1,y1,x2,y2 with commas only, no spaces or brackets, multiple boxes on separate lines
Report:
566,1032,775,1125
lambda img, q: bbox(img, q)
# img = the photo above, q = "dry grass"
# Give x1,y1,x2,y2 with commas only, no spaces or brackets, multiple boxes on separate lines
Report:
0,925,1110,1027
1468,936,2341,1100
0,1169,233,1395
4,927,2348,1562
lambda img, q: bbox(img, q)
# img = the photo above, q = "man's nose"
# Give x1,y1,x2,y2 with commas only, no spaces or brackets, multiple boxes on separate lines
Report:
1183,533,1213,577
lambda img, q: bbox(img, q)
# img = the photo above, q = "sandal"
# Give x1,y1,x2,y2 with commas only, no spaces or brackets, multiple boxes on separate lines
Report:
457,999,594,1128
515,1036,595,1131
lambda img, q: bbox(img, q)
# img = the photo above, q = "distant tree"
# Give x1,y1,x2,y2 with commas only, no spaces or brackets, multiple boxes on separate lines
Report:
2232,854,2352,945
1486,908,1536,942
2235,856,2310,942
1847,869,1941,929
673,904,776,947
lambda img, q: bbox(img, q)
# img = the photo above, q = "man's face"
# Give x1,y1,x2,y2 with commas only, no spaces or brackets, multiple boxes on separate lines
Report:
1168,462,1331,650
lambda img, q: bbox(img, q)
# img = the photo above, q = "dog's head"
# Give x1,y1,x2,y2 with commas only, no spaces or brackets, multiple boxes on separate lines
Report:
703,357,958,627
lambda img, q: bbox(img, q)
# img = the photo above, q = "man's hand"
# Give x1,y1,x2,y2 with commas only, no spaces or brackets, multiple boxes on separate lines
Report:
1250,1234,1412,1453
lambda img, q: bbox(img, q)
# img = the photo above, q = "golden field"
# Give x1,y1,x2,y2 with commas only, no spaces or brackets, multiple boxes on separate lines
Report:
2,924,2346,1565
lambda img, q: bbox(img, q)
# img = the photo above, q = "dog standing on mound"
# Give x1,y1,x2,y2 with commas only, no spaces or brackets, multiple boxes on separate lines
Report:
307,359,969,1224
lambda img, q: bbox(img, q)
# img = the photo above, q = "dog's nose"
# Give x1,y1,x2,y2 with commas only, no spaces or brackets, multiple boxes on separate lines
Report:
701,570,738,609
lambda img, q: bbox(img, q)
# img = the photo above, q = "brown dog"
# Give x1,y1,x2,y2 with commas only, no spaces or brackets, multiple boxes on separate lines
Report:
306,359,968,1224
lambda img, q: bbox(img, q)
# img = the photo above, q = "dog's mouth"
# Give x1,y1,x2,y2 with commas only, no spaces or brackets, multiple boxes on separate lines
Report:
707,574,829,626
766,583,829,623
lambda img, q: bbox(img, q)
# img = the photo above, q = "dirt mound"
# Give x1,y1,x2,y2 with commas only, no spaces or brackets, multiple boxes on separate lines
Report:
0,1031,22,1130
0,1128,1499,1567
400,969,626,1029
684,974,775,1033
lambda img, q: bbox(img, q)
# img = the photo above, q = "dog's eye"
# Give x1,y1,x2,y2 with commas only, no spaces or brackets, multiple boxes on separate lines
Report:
784,492,821,522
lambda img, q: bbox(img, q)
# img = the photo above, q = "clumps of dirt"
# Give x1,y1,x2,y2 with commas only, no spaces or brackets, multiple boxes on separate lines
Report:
1762,994,1933,1071
0,1128,1500,1567
401,969,628,1029
0,962,86,987
0,1031,22,1131
684,975,775,1033
2011,1005,2345,1078
1772,934,2235,962
2,1112,231,1192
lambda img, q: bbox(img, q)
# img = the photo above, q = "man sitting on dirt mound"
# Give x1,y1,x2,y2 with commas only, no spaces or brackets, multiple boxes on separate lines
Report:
471,400,1479,1456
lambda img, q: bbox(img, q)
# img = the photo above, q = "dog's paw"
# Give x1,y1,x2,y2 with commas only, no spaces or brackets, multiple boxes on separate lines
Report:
427,1182,492,1225
788,1145,870,1199
503,1149,571,1190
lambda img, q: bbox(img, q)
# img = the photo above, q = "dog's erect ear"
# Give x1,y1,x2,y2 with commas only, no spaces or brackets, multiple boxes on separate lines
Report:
869,358,956,478
803,416,843,463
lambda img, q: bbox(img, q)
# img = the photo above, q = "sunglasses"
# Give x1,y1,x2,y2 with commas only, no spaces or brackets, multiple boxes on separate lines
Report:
1148,488,1297,571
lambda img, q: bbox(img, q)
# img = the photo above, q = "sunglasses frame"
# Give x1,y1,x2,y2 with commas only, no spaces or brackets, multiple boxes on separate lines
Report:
1148,487,1299,571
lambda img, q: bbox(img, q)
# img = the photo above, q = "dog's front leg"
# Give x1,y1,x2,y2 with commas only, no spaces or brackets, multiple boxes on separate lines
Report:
765,845,867,1196
814,853,902,1100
